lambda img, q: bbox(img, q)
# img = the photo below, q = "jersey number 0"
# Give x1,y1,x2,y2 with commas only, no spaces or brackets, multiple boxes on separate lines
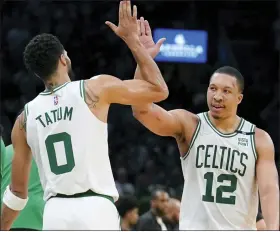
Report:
45,132,75,175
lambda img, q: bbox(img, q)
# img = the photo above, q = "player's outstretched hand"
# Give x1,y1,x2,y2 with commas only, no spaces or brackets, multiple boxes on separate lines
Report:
138,17,166,58
106,0,138,42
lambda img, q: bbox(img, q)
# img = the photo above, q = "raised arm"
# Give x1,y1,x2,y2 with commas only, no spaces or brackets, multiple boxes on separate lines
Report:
131,17,198,138
105,0,168,98
255,128,279,230
1,112,32,230
132,103,197,138
85,74,168,105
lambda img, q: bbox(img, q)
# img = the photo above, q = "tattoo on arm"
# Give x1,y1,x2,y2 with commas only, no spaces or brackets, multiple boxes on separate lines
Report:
85,82,99,109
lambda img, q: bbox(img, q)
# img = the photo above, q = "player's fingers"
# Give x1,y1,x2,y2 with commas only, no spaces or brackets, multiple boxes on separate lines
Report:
126,0,131,17
140,17,145,35
144,20,151,36
156,38,166,49
137,19,141,36
105,21,118,33
119,1,123,20
122,0,127,19
132,5,137,20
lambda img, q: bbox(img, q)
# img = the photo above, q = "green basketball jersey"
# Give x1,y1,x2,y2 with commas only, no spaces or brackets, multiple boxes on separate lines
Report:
1,145,45,230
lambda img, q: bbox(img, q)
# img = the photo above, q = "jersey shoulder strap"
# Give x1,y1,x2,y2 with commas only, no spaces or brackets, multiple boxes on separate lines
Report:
22,103,29,131
79,80,86,102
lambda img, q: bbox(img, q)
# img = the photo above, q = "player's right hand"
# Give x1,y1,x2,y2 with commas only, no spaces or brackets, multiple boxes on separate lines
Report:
106,0,138,42
138,17,166,58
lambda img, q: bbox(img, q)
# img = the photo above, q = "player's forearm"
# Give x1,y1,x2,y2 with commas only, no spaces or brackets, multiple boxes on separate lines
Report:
126,37,168,91
260,185,279,230
131,65,153,111
134,65,142,80
0,204,20,230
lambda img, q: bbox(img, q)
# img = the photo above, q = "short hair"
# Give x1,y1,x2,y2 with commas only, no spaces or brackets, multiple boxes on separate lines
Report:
116,196,138,217
213,66,244,93
151,189,167,200
23,33,64,81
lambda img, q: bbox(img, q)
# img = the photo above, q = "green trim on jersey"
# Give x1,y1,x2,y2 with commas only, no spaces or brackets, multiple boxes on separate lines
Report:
204,112,245,138
39,82,70,95
23,104,28,130
250,124,257,160
79,80,86,102
182,118,201,160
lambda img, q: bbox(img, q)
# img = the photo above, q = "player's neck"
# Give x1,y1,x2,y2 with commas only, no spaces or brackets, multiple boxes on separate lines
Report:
44,73,71,91
208,112,241,133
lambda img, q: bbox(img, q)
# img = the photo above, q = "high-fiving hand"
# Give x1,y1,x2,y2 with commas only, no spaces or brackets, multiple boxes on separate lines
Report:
138,17,166,58
106,0,138,42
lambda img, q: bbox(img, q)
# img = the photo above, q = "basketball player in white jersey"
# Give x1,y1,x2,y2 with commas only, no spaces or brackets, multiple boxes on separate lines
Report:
0,1,168,230
132,17,279,230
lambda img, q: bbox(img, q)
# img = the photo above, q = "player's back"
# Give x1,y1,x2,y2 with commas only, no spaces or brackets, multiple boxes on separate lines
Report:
180,112,258,230
25,80,118,202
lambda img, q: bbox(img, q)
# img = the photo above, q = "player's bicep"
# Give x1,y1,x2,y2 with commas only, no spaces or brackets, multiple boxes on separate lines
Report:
255,129,278,194
10,114,32,198
132,105,186,137
95,75,168,105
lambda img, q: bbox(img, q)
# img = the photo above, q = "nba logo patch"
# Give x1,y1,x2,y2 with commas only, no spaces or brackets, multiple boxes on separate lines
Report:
54,95,59,105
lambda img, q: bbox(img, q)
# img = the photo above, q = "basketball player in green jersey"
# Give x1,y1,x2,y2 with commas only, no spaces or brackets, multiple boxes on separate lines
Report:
1,1,168,230
132,17,279,230
1,143,44,230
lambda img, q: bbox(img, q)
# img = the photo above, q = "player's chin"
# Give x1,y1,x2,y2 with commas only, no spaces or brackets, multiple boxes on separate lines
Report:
209,107,225,118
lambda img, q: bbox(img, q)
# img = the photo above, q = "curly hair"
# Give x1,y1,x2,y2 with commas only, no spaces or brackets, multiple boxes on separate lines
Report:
23,33,64,81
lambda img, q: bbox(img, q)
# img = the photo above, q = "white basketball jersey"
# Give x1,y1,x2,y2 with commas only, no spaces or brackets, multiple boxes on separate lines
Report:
25,80,119,202
180,112,258,230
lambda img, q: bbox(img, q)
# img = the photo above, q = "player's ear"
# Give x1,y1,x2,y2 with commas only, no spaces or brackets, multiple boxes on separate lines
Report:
237,93,243,104
59,52,67,67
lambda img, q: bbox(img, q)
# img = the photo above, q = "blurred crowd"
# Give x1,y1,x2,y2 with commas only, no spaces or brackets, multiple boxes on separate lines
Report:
1,0,279,224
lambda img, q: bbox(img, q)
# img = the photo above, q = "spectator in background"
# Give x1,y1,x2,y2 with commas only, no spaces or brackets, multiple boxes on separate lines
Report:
115,167,135,197
164,198,180,230
135,189,170,231
116,196,139,231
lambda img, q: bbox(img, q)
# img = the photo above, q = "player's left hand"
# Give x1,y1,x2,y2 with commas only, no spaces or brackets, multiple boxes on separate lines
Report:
105,0,138,42
138,17,166,58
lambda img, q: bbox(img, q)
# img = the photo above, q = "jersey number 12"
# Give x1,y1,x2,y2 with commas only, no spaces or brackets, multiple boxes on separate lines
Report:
202,172,237,205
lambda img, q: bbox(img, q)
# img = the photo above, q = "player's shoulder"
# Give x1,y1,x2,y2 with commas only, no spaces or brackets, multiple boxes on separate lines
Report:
85,74,119,88
255,127,273,144
170,109,200,137
89,74,117,82
254,127,274,155
170,109,199,123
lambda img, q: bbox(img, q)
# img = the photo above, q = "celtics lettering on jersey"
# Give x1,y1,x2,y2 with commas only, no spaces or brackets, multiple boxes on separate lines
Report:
35,106,73,127
181,112,257,209
196,145,248,177
195,145,248,205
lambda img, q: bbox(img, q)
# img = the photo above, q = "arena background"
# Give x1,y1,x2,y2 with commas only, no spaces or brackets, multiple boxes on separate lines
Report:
1,0,279,220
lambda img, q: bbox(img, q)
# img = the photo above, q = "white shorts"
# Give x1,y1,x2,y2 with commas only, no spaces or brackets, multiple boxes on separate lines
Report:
43,196,120,230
